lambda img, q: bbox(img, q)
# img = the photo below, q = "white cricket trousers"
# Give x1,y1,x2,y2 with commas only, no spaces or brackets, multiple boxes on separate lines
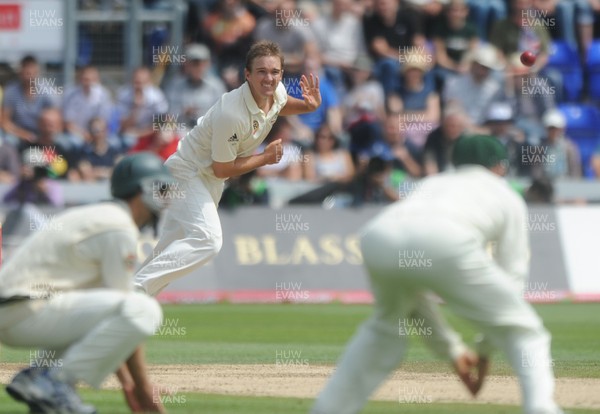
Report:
135,173,223,296
0,290,162,388
311,214,561,414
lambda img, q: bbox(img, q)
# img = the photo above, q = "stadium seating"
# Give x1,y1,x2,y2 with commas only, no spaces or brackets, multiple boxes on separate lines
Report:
548,41,583,102
585,40,600,101
557,103,600,177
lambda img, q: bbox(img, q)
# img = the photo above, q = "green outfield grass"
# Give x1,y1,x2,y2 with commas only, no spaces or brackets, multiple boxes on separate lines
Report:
1,302,599,413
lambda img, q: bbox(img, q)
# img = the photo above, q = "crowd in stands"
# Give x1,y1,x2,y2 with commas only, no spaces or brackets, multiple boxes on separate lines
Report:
3,0,600,208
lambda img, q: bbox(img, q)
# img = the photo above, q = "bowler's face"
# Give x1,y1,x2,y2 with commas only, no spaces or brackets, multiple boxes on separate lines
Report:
245,56,282,99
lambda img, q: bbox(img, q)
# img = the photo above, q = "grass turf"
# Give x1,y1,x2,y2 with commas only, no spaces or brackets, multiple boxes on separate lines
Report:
1,302,599,413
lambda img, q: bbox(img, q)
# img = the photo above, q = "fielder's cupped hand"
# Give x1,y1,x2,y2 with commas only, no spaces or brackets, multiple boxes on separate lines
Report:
300,74,321,111
453,350,489,397
264,138,284,164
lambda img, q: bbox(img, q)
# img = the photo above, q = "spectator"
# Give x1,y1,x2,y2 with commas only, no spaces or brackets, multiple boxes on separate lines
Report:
350,156,399,204
253,0,320,76
482,102,529,177
129,116,180,161
203,0,256,72
343,55,385,126
465,0,507,40
432,0,479,87
116,67,168,144
1,55,55,145
0,136,20,184
313,0,366,97
75,117,123,182
362,0,426,95
490,0,551,72
422,105,469,175
532,0,589,51
3,147,64,207
369,113,422,177
24,108,79,180
220,170,270,208
165,44,226,129
283,54,343,136
62,65,113,142
538,109,581,179
256,117,304,181
404,0,447,38
443,43,504,126
393,56,440,126
305,124,355,183
504,52,555,144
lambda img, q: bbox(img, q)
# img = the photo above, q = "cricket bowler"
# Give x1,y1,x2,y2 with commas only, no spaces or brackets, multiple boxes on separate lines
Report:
311,135,564,414
135,40,321,295
0,152,175,414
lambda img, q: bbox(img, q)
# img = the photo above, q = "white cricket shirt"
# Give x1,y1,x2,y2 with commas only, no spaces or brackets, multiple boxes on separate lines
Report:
165,81,288,203
0,202,139,299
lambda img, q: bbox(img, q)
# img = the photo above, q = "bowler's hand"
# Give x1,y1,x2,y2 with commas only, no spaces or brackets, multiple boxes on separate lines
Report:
300,74,321,111
453,351,488,397
264,138,283,165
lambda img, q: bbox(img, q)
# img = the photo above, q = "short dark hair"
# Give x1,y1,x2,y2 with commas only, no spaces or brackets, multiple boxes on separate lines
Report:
20,55,38,67
245,41,284,72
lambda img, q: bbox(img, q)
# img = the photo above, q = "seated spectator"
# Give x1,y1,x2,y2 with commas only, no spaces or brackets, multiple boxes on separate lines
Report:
443,43,504,126
313,0,366,98
433,0,479,87
1,55,55,146
62,65,113,142
0,136,21,184
220,170,269,208
490,0,551,72
75,117,123,182
203,0,256,73
283,54,343,136
3,147,64,207
23,108,80,180
422,105,469,175
253,0,319,76
165,44,226,129
343,55,386,126
349,156,399,204
368,113,423,177
390,56,440,143
532,0,585,50
362,0,426,96
129,116,180,161
404,0,447,38
538,109,581,179
304,124,355,183
117,67,168,144
465,0,507,40
482,102,529,176
504,53,555,145
256,118,304,181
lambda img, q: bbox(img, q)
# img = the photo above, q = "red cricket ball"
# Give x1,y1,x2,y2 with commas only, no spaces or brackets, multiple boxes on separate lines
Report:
520,51,536,67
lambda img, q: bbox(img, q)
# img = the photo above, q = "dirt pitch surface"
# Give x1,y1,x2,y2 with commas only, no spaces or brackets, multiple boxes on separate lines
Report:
1,363,599,410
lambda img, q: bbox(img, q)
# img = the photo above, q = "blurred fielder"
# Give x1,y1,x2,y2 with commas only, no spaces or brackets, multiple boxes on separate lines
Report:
135,40,321,295
311,135,563,414
0,153,174,414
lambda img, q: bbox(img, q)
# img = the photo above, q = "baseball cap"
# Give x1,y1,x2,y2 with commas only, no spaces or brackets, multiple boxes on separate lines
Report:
452,134,508,168
485,102,513,123
542,109,566,128
470,44,504,71
185,44,210,61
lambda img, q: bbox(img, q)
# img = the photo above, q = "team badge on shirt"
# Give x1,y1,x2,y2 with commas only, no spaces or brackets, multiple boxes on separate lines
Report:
252,120,259,134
